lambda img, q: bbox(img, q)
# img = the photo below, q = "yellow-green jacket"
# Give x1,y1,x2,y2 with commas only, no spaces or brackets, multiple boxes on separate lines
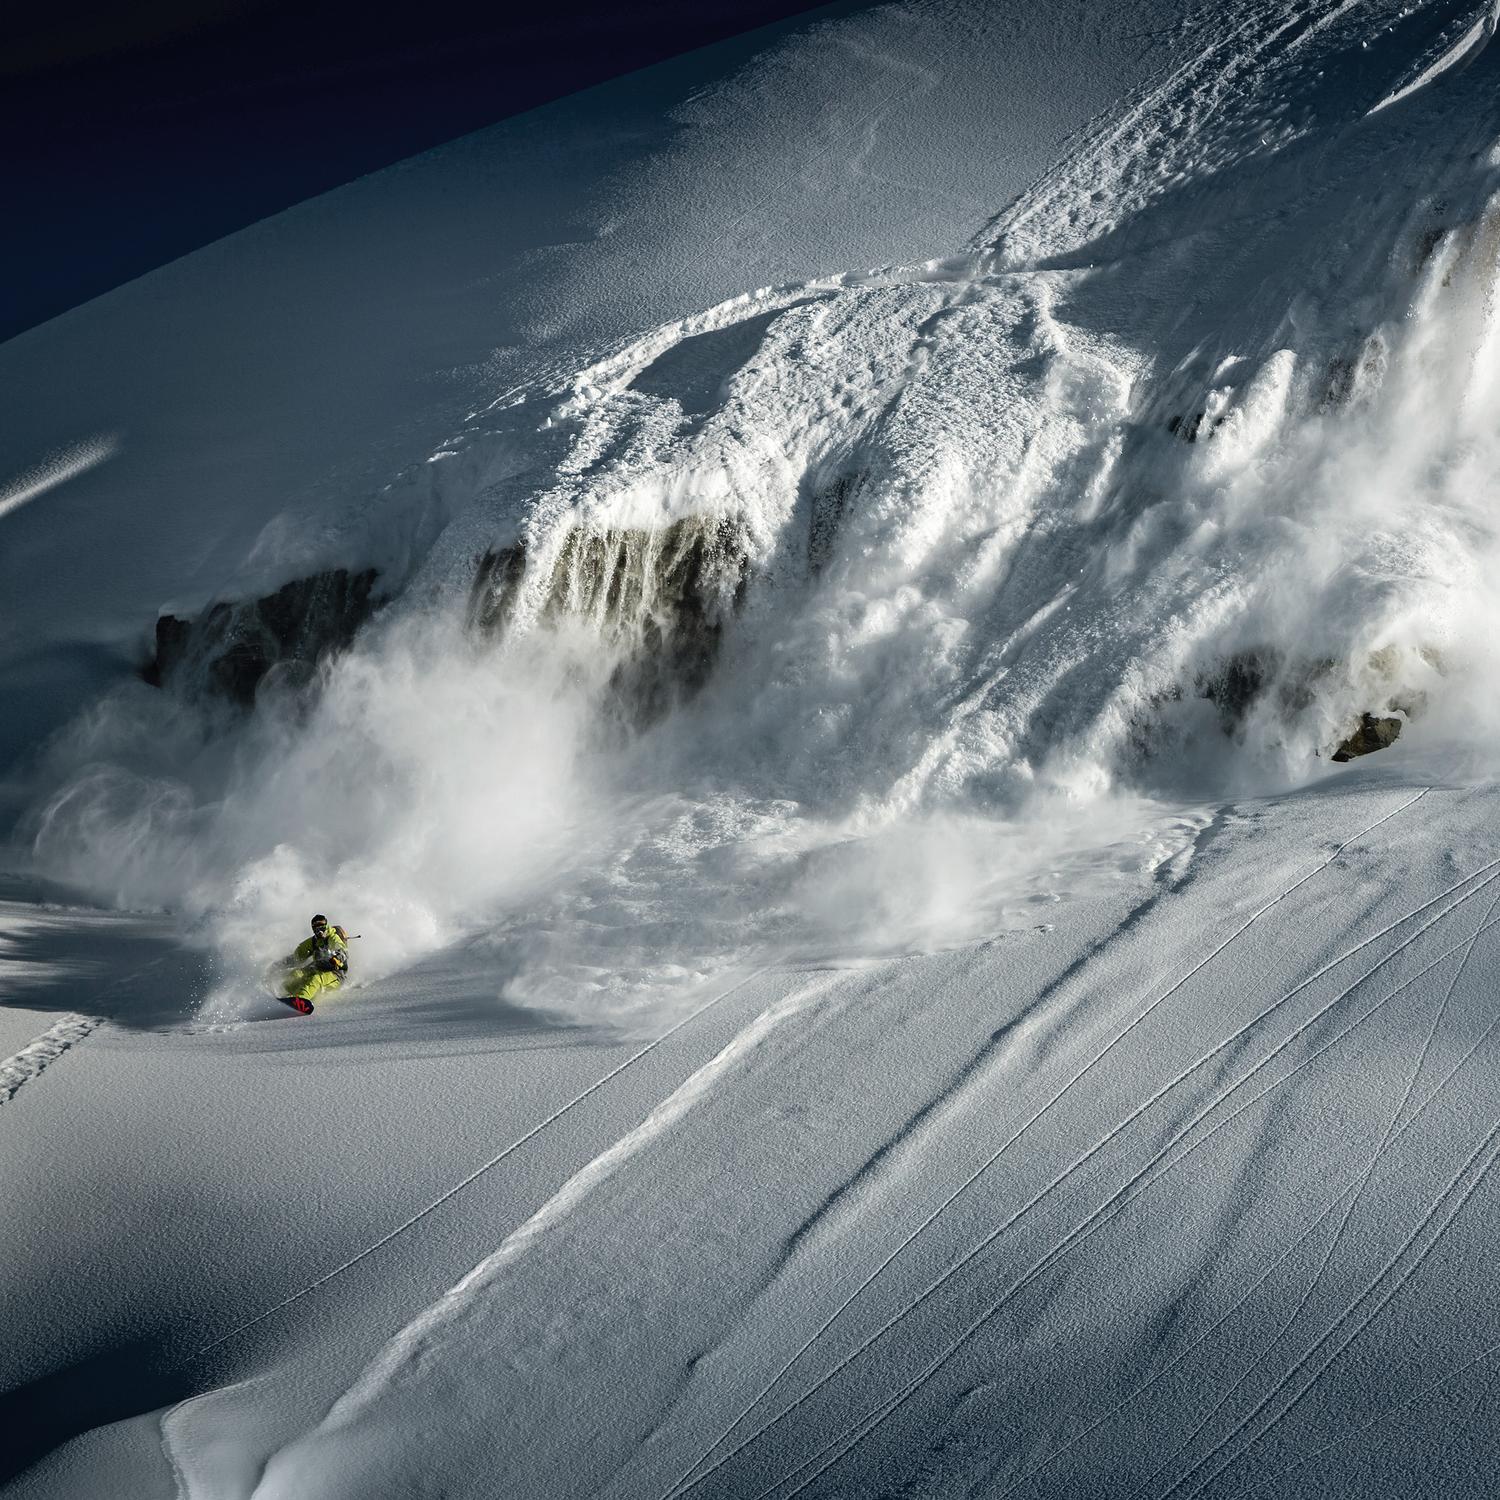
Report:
278,926,350,1002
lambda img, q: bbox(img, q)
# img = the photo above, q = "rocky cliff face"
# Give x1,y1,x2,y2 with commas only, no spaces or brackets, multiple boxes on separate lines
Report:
144,568,382,706
1332,712,1404,762
470,515,751,725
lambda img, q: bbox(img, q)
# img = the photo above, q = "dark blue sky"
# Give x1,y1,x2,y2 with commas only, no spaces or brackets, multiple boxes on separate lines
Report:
2,1,825,344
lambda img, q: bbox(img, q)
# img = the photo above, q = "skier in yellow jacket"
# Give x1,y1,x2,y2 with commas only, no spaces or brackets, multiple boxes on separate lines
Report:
275,914,350,1015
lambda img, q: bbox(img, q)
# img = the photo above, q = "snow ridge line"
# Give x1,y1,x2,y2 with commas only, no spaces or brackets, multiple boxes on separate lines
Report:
188,966,770,1361
1368,0,1500,117
980,0,1351,260
665,787,1430,1499
0,1014,101,1105
160,1397,192,1500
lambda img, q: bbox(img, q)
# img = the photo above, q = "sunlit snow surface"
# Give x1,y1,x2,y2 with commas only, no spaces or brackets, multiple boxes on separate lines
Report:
6,1,1500,1497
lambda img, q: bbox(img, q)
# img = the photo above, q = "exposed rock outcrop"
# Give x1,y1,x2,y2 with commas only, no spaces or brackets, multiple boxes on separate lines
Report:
144,567,382,706
470,515,751,725
1331,712,1403,762
1192,647,1417,763
805,472,859,574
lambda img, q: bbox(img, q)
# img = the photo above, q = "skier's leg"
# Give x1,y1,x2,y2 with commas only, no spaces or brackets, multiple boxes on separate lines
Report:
307,970,344,1003
282,966,321,1000
280,969,343,1011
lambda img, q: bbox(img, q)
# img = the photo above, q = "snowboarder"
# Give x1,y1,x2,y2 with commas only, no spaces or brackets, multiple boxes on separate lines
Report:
274,913,350,1015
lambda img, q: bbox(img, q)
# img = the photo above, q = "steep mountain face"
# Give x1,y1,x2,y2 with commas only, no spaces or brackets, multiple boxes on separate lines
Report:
144,569,384,707
24,0,1500,1006
0,0,1209,789
8,7,1500,1500
436,0,1499,808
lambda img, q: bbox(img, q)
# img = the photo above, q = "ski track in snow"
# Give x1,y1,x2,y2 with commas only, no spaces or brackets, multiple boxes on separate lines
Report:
1166,1115,1500,1500
189,965,771,1361
1225,1336,1500,1497
1002,1175,1374,1499
752,859,1500,1500
990,925,1500,1500
0,936,180,1106
0,1014,100,1105
796,1062,1500,1500
1014,878,1500,1500
666,787,1431,1497
1119,881,1500,1499
1113,945,1500,1498
665,816,1493,1497
308,969,845,1440
981,0,1371,264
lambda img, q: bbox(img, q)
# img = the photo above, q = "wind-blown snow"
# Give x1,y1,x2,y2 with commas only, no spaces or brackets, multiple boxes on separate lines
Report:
6,1,1500,1497
0,437,121,524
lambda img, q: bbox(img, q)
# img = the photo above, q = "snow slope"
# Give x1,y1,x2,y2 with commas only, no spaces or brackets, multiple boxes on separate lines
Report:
242,771,1500,1500
5,0,1500,1496
0,0,1188,793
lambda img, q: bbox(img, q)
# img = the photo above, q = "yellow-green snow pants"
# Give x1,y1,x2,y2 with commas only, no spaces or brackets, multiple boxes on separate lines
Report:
283,967,345,1004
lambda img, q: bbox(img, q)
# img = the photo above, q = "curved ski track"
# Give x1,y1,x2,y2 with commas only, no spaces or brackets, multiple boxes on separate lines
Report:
191,966,770,1361
0,1014,101,1105
753,864,1500,1500
663,793,1500,1499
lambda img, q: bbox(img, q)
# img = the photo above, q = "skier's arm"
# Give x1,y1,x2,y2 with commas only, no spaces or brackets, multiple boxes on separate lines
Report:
314,937,350,974
278,937,315,967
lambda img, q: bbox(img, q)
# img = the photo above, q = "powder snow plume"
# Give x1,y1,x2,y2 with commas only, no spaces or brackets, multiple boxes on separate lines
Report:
23,0,1500,1021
